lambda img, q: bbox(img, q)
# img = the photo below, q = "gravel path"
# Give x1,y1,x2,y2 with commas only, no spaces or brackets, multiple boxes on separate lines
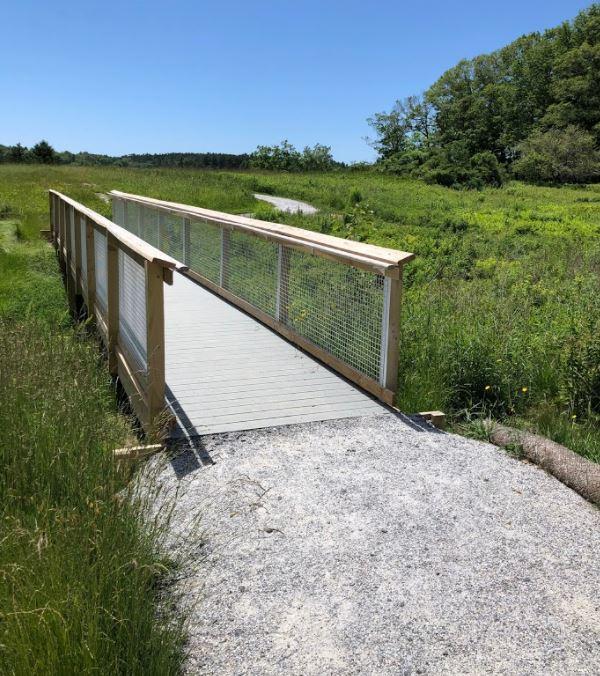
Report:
253,193,318,215
144,412,600,675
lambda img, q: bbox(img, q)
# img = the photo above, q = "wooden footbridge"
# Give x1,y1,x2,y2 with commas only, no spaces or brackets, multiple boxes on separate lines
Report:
48,190,414,438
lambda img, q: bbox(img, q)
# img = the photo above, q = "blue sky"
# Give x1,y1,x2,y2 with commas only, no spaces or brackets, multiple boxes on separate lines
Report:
1,1,592,162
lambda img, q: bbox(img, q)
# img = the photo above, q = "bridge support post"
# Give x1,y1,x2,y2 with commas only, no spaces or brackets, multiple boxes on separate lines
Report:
48,193,56,243
379,276,401,394
145,260,166,431
106,233,120,375
73,208,82,297
64,205,77,313
85,217,96,319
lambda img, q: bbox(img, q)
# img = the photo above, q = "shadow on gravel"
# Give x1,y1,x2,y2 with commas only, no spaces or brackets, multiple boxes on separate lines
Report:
165,388,215,478
164,385,444,479
167,437,215,479
395,412,446,434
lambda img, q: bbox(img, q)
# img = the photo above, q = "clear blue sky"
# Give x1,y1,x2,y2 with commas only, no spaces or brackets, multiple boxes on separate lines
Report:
1,0,592,162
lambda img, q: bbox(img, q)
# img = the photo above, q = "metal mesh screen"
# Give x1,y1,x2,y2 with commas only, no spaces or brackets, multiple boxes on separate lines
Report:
224,230,278,316
140,206,160,248
79,214,87,291
125,201,140,236
119,250,147,374
188,218,221,283
282,248,384,381
113,198,125,228
94,229,108,313
160,213,184,262
112,196,388,384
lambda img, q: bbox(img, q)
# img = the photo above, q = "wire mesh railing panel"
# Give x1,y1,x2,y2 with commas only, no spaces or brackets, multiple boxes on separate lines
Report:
94,229,108,313
140,206,160,249
160,213,184,262
188,218,221,283
113,198,125,227
225,230,278,317
118,250,147,375
282,248,384,381
124,200,139,235
79,214,87,290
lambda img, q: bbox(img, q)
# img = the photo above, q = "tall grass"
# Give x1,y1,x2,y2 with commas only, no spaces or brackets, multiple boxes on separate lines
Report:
0,207,184,672
0,320,184,673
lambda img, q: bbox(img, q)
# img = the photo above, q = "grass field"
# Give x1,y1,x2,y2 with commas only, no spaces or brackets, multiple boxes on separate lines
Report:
2,163,598,464
0,174,184,671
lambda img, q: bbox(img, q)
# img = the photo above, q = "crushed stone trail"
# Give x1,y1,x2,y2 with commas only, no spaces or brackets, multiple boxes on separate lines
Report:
253,193,318,214
142,412,600,675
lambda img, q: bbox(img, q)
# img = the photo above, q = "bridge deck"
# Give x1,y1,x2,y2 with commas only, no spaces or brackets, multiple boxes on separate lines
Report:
164,273,386,437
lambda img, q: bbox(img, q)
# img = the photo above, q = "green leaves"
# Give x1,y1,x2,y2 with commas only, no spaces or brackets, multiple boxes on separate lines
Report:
368,4,600,187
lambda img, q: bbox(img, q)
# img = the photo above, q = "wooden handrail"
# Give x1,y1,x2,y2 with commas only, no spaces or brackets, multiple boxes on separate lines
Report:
49,190,188,274
48,191,171,434
109,190,415,277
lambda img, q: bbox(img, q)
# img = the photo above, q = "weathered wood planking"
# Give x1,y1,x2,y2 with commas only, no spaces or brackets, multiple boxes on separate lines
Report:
164,273,386,437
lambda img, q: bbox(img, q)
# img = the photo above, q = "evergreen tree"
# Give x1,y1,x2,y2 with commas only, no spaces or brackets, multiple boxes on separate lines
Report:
31,140,57,164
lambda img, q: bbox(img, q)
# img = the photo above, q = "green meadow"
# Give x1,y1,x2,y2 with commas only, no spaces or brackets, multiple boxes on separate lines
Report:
2,164,599,462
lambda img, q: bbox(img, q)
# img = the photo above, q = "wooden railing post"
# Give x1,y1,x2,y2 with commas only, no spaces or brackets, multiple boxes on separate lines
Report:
49,193,55,242
73,208,82,295
59,199,66,257
106,233,120,375
145,261,165,428
64,205,77,311
85,217,96,317
379,275,402,393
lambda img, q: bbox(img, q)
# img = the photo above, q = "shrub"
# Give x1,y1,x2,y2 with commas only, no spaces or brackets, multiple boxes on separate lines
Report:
469,152,504,188
249,140,337,172
418,145,505,189
31,140,58,165
513,126,600,184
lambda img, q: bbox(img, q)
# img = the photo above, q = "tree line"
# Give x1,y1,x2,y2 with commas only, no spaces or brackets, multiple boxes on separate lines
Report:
248,140,340,171
0,139,341,172
368,4,600,187
0,142,251,170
